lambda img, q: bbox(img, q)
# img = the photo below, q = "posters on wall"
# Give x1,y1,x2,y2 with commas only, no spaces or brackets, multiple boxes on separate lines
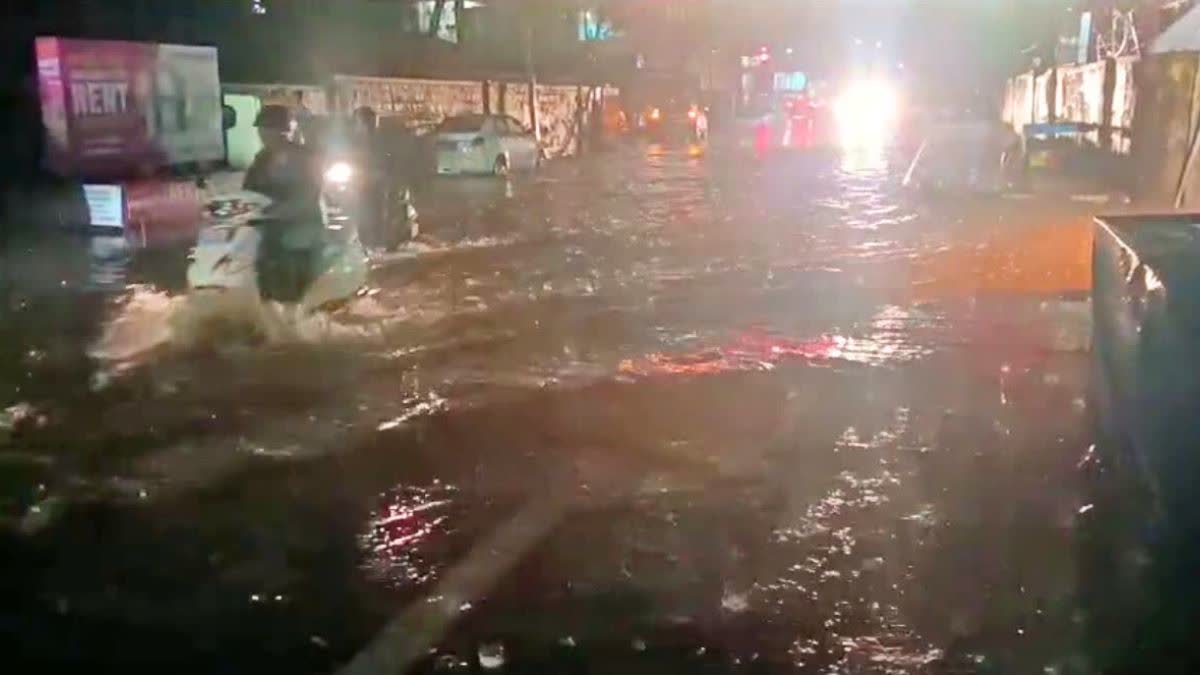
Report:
36,37,225,178
335,75,485,130
334,75,618,160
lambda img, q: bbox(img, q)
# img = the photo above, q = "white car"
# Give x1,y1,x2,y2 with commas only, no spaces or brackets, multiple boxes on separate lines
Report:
434,114,541,176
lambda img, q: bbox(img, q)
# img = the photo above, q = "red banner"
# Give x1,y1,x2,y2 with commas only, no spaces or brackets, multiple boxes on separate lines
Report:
124,178,206,246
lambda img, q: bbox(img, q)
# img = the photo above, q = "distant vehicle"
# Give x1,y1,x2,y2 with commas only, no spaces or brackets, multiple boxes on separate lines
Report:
434,114,541,176
636,100,707,142
302,112,419,250
732,94,833,154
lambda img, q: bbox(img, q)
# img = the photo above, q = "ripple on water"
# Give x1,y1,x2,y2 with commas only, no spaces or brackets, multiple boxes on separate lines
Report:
618,308,934,378
747,403,946,672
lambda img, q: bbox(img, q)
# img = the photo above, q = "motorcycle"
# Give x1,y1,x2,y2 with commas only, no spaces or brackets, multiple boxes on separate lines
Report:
186,189,369,321
321,158,419,251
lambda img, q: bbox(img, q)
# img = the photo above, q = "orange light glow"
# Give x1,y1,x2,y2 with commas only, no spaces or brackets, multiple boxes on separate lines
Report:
909,218,1092,301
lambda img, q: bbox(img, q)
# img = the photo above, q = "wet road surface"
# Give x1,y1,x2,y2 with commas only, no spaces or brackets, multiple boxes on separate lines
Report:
1,142,1097,673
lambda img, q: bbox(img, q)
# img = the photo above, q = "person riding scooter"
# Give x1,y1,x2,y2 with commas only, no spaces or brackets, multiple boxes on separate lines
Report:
243,104,325,302
314,106,418,250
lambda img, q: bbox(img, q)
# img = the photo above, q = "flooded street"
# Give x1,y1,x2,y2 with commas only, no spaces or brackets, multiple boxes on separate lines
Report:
1,143,1097,673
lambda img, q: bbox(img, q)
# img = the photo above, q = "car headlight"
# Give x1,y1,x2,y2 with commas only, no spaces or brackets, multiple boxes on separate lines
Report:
834,80,898,149
324,161,353,184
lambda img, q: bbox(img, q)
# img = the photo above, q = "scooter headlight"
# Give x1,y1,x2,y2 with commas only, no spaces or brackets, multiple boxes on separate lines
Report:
324,161,353,185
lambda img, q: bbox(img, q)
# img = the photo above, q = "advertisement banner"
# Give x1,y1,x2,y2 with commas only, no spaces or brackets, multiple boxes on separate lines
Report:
35,37,224,178
35,37,70,165
124,179,205,245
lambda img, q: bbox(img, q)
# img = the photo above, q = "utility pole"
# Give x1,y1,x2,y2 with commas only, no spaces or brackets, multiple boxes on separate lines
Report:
454,0,465,44
524,17,540,143
428,0,445,38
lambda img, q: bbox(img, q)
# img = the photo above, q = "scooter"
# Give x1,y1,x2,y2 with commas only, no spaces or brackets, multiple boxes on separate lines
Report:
321,158,419,251
186,189,369,318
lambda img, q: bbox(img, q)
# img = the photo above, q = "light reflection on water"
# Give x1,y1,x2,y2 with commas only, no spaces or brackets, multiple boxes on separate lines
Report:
618,305,935,378
838,145,890,176
359,481,460,588
86,236,132,291
758,405,954,672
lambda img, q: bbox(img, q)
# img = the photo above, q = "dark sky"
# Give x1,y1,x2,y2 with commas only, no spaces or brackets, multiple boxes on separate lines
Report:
1,0,1084,93
710,0,1076,92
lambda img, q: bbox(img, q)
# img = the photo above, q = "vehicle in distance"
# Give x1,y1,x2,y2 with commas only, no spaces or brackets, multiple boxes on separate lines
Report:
434,114,541,176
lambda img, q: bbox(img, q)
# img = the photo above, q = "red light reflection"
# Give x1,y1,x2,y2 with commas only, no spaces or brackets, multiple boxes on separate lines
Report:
620,330,844,377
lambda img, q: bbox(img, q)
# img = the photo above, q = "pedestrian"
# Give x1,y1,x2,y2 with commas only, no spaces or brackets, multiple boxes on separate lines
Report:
293,89,314,144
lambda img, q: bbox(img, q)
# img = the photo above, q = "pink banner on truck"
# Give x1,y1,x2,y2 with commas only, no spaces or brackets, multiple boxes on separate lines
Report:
124,179,205,245
35,37,224,179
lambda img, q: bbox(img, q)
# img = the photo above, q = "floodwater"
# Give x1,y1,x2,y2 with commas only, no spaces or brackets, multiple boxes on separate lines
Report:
1,142,1099,673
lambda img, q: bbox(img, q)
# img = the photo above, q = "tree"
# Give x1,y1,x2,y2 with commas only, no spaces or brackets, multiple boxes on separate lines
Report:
456,0,466,43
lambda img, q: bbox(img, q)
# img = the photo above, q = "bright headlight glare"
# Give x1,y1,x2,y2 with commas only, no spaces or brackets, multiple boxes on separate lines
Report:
834,80,897,148
324,162,353,184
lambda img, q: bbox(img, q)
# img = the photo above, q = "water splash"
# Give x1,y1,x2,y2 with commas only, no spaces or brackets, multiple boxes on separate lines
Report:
377,391,449,431
87,284,180,366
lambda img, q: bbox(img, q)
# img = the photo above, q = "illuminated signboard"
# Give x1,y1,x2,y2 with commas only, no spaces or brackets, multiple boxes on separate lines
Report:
35,37,224,178
83,184,125,228
773,72,808,92
740,54,770,68
578,9,617,41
